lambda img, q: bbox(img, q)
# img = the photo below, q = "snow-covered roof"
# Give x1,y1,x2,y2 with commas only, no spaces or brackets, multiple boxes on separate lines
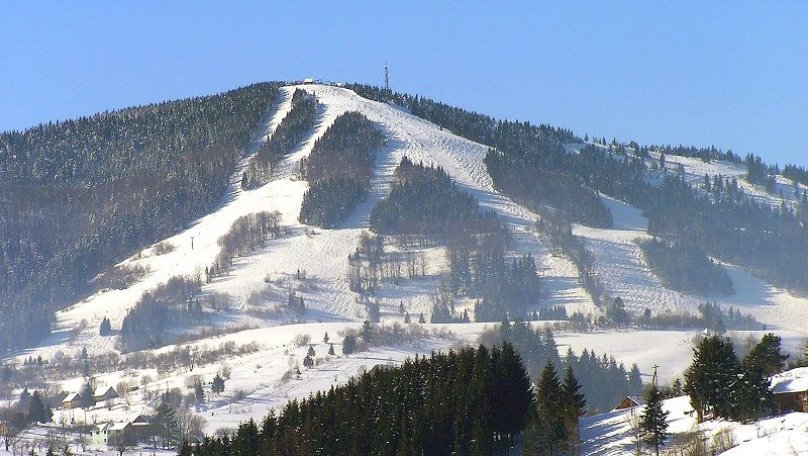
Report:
771,368,808,394
94,386,117,396
109,422,130,431
62,392,81,402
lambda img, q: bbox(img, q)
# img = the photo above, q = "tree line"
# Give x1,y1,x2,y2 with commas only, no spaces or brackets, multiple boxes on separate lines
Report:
180,343,533,456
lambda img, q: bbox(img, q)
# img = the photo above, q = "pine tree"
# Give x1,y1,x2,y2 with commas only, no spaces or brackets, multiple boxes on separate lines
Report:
211,374,226,395
744,333,787,376
535,361,565,455
640,383,669,456
80,382,95,409
155,402,179,448
303,354,314,369
194,380,205,408
26,391,49,424
328,344,335,356
360,320,374,342
307,345,316,357
684,335,739,422
342,335,356,355
561,366,586,456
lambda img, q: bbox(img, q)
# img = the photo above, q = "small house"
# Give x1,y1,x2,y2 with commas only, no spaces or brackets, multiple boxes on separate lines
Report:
61,392,83,409
107,422,134,445
613,395,644,411
771,369,808,413
92,422,112,445
130,415,153,441
93,386,120,403
302,78,315,85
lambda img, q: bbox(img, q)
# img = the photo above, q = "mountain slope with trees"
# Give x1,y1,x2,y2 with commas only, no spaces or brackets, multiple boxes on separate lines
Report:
0,82,281,351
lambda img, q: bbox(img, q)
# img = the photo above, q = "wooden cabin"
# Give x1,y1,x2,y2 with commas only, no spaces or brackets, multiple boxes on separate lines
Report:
613,395,644,411
771,368,808,413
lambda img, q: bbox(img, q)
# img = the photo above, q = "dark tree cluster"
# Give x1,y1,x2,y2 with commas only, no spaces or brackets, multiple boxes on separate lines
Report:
246,89,318,187
183,343,532,456
0,82,280,352
782,164,808,186
485,148,614,228
472,254,541,322
484,320,644,415
299,112,385,228
635,302,760,332
537,305,568,321
207,211,283,281
99,316,113,336
642,143,740,164
639,238,734,297
368,158,539,321
524,362,587,456
370,157,500,239
744,153,777,187
119,276,206,352
685,334,785,423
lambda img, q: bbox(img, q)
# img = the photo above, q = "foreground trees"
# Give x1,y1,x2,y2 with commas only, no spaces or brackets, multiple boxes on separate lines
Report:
685,334,780,423
184,343,531,455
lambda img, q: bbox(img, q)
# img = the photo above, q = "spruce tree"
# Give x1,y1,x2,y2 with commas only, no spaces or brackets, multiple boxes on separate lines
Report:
744,333,787,376
561,366,586,456
535,361,565,455
640,383,669,456
342,335,356,355
211,374,225,395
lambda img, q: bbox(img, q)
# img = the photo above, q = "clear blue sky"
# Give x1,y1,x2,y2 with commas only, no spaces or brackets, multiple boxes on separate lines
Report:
2,2,806,166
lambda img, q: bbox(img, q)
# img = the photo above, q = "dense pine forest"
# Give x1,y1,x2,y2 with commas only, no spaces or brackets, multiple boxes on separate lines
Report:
0,82,281,352
480,320,644,415
245,89,318,188
299,112,385,227
639,238,734,297
183,343,533,456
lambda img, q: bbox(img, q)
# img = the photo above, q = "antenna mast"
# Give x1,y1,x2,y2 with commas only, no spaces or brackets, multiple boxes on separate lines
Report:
384,62,390,92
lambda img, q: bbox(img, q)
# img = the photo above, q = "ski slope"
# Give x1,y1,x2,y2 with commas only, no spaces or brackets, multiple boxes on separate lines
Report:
18,82,808,374
7,83,808,454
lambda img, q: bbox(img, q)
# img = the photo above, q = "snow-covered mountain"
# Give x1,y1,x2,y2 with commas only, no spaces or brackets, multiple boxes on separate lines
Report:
5,83,808,454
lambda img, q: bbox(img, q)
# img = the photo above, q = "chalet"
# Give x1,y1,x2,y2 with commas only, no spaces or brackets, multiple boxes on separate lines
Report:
93,386,120,403
130,415,153,441
302,78,315,85
613,395,644,411
61,392,83,409
771,369,808,413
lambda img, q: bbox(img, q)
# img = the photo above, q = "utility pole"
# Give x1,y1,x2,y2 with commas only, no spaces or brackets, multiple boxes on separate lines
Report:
652,364,660,387
384,62,390,92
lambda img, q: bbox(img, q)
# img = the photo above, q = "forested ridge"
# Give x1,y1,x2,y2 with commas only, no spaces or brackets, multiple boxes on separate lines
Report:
0,82,281,351
349,83,808,302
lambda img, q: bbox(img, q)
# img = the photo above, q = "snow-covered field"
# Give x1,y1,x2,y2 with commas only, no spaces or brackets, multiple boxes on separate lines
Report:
7,84,808,454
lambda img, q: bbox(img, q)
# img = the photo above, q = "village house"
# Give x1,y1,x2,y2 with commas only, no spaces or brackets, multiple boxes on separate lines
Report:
61,392,83,409
93,385,120,403
771,368,808,413
613,395,644,411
